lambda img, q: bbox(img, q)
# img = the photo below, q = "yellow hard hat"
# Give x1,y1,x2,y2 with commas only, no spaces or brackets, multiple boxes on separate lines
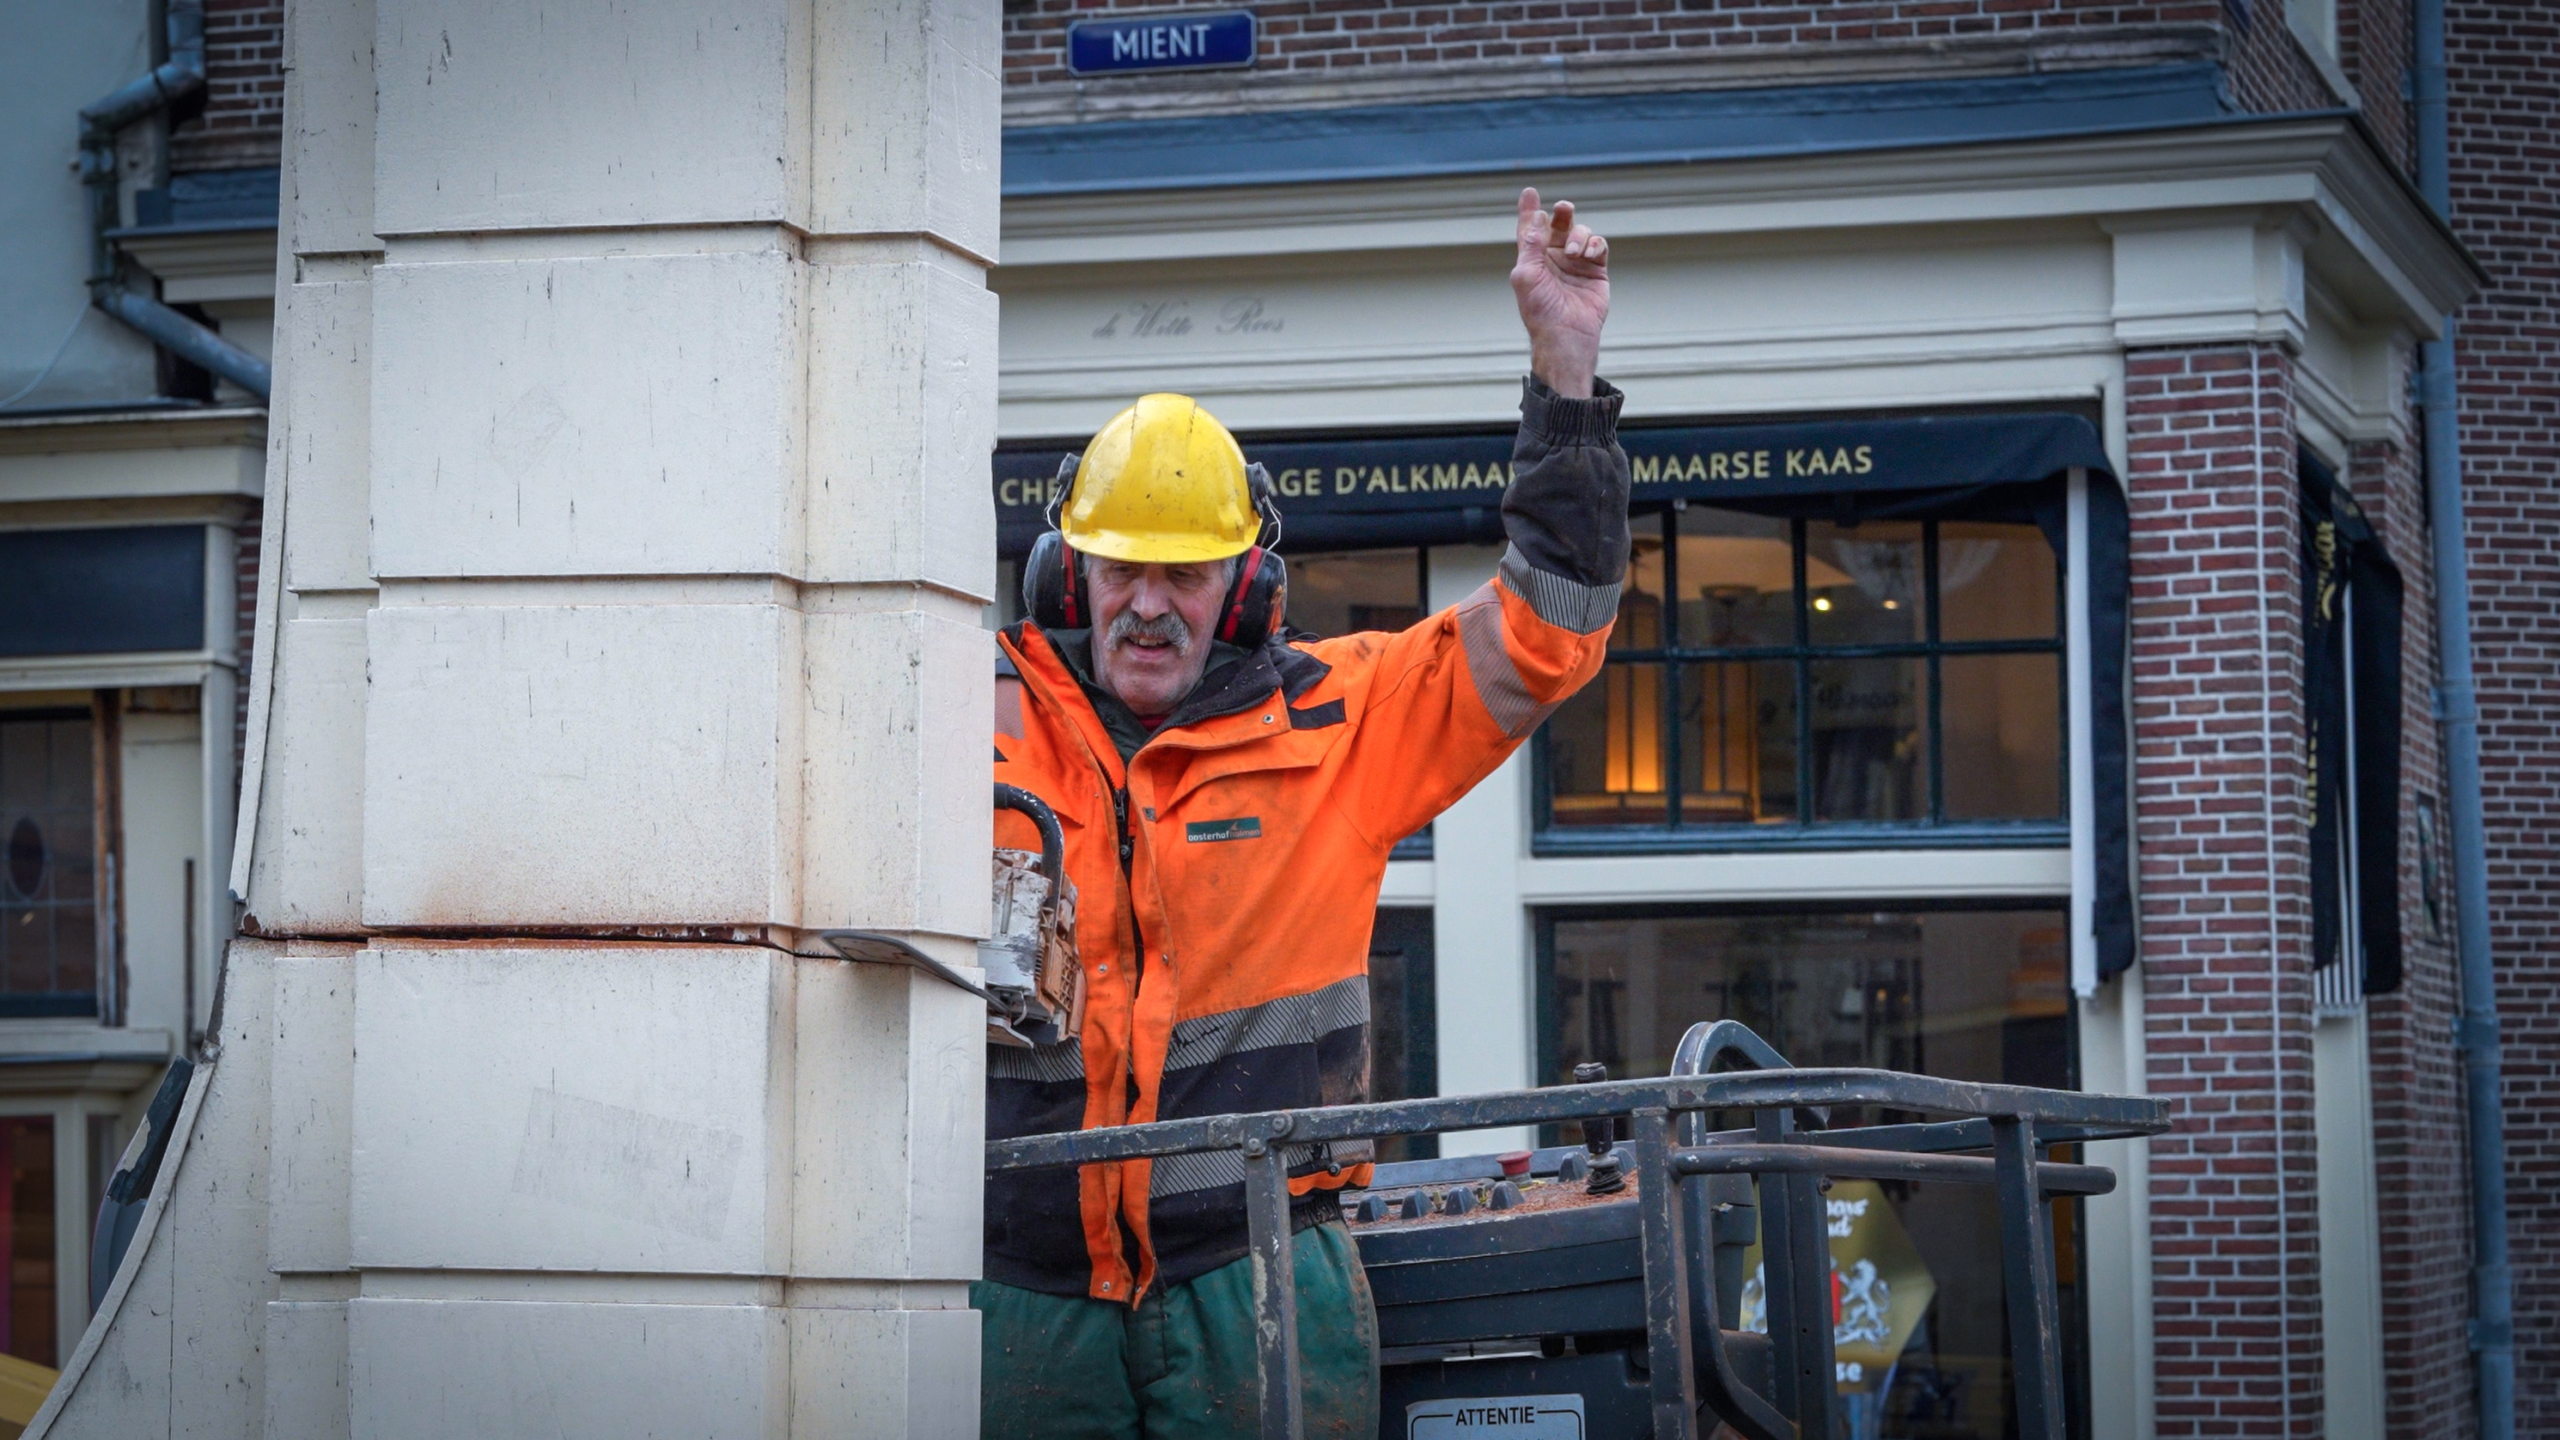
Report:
1062,394,1260,564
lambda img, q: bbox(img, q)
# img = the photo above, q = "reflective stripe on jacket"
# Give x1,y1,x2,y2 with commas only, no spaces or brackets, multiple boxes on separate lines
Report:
987,377,1630,1303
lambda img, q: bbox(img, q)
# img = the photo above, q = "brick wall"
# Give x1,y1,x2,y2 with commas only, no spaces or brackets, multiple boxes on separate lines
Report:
2125,343,2327,1440
2219,0,2346,116
2349,419,2476,1440
170,0,284,172
2445,1,2560,1429
1004,0,2211,85
2339,0,2416,174
1001,0,2341,124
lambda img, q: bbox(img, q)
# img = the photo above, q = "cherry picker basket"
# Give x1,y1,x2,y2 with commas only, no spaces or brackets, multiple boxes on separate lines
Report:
986,1020,2166,1440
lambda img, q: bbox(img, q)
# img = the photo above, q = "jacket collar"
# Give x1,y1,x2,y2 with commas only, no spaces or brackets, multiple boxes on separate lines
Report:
1003,623,1332,763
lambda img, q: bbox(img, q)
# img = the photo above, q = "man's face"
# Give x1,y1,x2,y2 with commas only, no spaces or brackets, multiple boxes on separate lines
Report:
1084,555,1231,717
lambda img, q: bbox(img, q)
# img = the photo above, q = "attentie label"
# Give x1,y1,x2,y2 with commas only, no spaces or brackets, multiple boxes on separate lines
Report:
1185,816,1263,843
1406,1395,1585,1439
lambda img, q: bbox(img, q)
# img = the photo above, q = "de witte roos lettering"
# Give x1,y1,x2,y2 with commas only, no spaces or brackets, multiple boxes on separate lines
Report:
1217,298,1283,334
1091,297,1287,340
1091,300,1190,339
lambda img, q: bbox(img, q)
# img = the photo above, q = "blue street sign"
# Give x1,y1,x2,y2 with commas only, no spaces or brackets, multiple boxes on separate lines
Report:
1067,11,1257,76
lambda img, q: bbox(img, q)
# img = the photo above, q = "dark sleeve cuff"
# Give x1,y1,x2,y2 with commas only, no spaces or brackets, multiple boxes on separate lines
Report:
1520,375,1624,447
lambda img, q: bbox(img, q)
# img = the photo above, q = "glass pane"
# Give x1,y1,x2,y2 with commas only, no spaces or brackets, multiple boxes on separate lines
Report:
1546,908,2070,1089
1675,507,1795,648
1366,908,1437,1163
1939,522,2059,641
1545,909,2076,1439
1942,653,2065,820
86,1113,118,1319
1285,549,1424,639
1677,660,1796,825
1809,657,1926,821
1612,522,1667,652
1807,520,1925,646
0,1116,54,1364
1544,662,1670,827
0,714,98,1004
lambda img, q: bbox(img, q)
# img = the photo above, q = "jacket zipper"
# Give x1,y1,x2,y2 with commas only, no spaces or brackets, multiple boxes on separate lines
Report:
1000,630,1158,1298
1113,783,1142,985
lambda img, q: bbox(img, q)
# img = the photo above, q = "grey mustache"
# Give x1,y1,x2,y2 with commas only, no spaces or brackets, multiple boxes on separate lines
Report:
1106,608,1194,651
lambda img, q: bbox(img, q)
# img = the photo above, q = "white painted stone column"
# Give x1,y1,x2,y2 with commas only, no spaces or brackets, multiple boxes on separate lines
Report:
251,1,999,1434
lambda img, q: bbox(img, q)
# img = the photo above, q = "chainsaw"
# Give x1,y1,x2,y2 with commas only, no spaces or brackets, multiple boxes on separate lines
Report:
821,783,1084,1049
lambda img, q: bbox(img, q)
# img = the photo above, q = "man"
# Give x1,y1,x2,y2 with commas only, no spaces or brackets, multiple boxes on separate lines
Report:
981,188,1628,1438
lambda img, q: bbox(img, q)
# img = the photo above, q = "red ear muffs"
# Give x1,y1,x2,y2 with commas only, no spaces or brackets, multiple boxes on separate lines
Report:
1059,535,1084,628
1214,546,1288,649
1022,530,1082,631
1023,453,1086,631
1209,462,1289,646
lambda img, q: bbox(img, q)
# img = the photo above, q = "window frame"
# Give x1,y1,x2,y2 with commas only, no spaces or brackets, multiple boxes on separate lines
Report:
1533,505,2071,854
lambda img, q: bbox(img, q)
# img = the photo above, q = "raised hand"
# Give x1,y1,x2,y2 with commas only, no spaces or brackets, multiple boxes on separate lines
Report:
1510,187,1610,399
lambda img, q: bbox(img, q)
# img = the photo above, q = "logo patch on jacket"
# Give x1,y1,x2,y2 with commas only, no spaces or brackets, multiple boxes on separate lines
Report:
1185,816,1263,843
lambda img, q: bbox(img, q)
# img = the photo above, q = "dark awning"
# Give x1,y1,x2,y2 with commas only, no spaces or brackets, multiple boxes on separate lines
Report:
997,411,2112,554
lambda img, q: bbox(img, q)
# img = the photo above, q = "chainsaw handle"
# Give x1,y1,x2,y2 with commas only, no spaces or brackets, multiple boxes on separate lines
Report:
994,783,1067,893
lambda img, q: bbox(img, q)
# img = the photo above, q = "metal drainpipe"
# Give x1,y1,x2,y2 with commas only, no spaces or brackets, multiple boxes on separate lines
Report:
2413,2,2514,1436
76,0,272,401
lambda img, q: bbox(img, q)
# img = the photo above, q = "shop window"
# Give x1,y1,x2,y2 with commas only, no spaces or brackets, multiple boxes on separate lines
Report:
1365,907,1437,1163
0,1117,53,1365
0,708,105,1018
1539,905,2082,1437
1539,509,2063,844
1280,548,1426,641
1285,549,1432,858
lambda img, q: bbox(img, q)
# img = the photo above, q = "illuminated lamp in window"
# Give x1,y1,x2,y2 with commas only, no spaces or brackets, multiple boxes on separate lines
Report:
1602,592,1663,796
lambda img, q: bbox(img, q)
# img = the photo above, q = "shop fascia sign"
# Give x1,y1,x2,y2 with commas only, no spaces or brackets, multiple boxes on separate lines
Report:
994,412,2110,549
1066,10,1256,76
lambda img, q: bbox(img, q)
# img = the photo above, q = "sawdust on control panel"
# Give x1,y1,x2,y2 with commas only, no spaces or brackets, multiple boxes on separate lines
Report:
1341,1171,1641,1229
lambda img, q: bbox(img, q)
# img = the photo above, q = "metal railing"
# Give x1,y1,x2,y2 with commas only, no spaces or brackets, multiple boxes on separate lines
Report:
988,1044,2168,1440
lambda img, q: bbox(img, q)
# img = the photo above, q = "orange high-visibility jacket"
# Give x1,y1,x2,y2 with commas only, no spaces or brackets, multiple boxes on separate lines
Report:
988,379,1630,1303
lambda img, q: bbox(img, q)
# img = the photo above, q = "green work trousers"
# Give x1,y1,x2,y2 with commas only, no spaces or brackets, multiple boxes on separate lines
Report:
973,1221,1381,1440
